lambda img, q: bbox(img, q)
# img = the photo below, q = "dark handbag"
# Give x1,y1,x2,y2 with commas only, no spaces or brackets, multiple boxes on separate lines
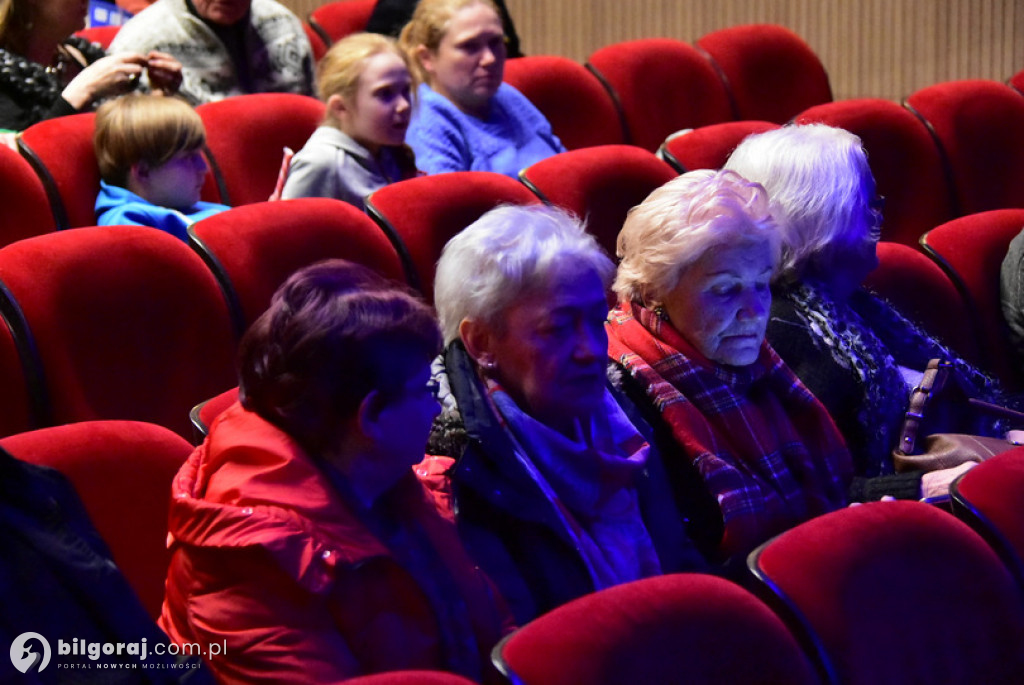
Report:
892,359,1016,472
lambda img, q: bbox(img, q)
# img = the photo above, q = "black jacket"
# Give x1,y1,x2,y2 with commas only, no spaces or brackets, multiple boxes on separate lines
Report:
428,341,709,624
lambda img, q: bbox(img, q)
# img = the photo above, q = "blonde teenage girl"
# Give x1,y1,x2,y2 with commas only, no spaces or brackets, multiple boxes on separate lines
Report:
282,33,418,210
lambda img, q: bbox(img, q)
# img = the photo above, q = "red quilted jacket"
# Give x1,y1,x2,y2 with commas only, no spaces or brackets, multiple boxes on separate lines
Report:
159,402,512,683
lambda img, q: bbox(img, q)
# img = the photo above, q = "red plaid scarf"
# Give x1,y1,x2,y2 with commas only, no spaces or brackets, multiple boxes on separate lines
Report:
606,302,852,558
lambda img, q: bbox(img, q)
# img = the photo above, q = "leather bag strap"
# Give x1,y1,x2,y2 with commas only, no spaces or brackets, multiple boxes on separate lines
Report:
895,359,951,456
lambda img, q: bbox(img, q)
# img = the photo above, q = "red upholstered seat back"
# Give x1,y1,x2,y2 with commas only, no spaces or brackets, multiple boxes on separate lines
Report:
1,420,194,618
862,241,980,362
198,93,326,206
920,208,1024,389
749,501,1024,685
0,314,34,438
951,447,1024,588
659,120,780,173
0,225,238,438
905,80,1024,216
1011,68,1024,96
503,55,625,150
188,198,407,335
586,38,733,152
0,142,55,246
302,21,329,61
519,145,677,258
496,574,816,685
365,171,541,299
18,112,100,230
795,98,954,247
696,23,833,124
308,0,375,44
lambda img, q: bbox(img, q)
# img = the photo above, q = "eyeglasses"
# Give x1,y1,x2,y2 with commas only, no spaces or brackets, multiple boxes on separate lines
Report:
866,195,885,238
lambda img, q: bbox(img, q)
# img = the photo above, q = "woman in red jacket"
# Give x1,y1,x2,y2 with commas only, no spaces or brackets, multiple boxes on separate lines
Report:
159,259,512,683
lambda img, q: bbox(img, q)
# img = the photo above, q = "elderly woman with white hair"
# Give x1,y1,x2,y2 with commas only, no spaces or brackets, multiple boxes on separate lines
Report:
429,204,707,623
724,124,1003,501
606,169,853,563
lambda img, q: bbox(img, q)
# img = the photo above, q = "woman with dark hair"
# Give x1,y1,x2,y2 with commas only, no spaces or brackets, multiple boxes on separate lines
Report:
159,260,511,683
0,0,181,131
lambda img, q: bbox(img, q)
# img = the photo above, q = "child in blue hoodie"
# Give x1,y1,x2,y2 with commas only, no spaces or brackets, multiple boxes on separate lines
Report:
93,94,229,240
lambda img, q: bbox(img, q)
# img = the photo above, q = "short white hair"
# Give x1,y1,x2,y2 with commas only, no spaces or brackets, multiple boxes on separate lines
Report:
724,123,875,281
613,169,780,306
434,204,615,344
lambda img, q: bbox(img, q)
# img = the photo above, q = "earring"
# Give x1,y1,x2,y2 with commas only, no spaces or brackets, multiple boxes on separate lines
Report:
652,305,669,322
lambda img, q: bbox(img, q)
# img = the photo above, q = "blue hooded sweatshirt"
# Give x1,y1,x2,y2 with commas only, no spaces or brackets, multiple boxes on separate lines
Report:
95,181,230,241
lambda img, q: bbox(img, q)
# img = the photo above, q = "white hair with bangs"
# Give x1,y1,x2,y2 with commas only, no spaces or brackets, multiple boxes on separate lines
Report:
613,169,780,306
434,204,615,344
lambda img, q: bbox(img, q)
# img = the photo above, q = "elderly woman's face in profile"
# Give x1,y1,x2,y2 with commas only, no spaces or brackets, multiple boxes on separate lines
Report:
469,260,608,435
662,238,773,367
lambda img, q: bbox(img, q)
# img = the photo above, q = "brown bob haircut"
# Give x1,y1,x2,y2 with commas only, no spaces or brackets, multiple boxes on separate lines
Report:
238,259,442,455
93,94,206,187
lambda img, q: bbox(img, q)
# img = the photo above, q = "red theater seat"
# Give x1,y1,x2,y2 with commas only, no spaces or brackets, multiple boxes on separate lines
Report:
308,0,375,45
862,241,979,362
696,23,832,124
198,93,325,206
520,145,677,258
920,209,1024,390
905,80,1024,216
1010,68,1024,96
503,55,625,150
586,38,733,152
0,225,237,438
951,447,1024,589
188,198,407,336
749,501,1024,685
17,112,100,230
495,574,816,685
1,420,193,618
0,142,55,246
365,172,541,299
0,312,35,439
659,120,779,174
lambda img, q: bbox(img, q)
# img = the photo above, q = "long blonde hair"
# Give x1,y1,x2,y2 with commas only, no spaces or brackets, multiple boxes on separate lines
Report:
398,0,500,84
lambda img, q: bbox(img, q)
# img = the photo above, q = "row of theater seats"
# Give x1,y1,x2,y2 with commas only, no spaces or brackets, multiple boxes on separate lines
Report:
1,160,1023,446
5,414,1024,683
70,11,1024,245
5,69,1024,250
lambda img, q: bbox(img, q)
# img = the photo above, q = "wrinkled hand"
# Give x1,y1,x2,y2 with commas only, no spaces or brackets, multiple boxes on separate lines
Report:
920,461,977,500
144,51,183,95
61,52,148,110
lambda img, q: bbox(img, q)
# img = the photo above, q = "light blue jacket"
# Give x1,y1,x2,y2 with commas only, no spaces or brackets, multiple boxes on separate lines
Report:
95,181,230,241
